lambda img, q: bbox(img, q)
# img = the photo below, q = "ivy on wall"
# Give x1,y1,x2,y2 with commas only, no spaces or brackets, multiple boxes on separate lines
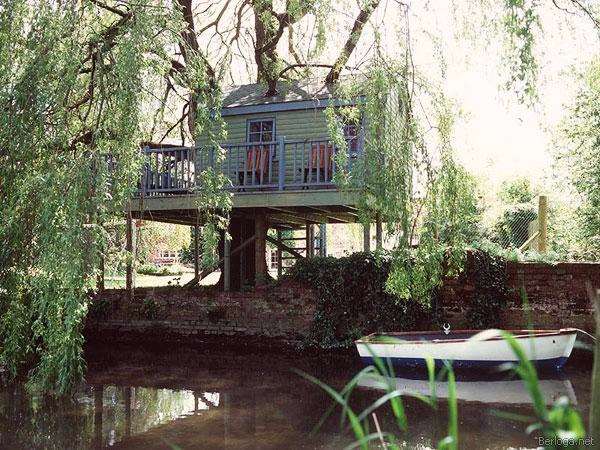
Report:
285,252,432,348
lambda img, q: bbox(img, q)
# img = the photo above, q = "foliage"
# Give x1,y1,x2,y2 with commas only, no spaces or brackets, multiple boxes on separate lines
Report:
136,264,183,277
140,298,158,320
135,222,190,265
502,0,540,102
556,59,600,260
499,177,536,204
327,60,482,305
464,250,510,329
191,65,232,270
492,203,537,249
0,1,183,393
88,298,111,320
285,252,432,348
490,177,538,250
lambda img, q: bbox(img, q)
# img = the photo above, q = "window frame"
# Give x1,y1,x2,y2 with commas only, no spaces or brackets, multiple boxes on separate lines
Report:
246,117,276,144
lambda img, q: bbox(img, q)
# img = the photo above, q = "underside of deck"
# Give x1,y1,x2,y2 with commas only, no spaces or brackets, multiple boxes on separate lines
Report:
129,189,361,228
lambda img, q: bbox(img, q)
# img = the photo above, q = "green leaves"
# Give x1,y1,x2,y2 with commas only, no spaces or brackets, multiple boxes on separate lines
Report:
0,0,184,394
327,59,481,307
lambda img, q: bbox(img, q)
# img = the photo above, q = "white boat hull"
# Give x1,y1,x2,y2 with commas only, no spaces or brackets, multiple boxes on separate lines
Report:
355,329,577,371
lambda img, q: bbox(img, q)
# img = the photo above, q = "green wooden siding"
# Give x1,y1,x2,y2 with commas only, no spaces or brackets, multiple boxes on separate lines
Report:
199,107,329,144
196,107,333,187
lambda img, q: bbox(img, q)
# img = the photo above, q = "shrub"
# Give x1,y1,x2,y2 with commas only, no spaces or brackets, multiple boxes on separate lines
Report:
136,264,183,276
284,251,432,349
465,250,511,329
88,298,111,319
140,298,158,319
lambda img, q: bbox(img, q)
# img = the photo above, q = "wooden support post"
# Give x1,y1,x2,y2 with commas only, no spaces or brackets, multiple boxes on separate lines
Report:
375,213,382,250
319,223,327,256
306,223,314,257
276,229,283,278
125,210,133,301
193,224,200,279
538,195,548,253
224,235,231,292
363,223,371,252
255,214,267,286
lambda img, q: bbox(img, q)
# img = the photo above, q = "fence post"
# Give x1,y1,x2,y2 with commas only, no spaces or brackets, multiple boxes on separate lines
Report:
538,195,548,253
278,136,286,190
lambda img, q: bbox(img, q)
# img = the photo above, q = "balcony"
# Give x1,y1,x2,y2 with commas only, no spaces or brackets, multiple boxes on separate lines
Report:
137,138,362,197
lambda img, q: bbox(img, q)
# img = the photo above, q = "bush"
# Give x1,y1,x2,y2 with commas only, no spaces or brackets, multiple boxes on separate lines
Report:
140,298,158,319
88,298,111,319
465,250,511,329
284,252,432,349
136,264,183,276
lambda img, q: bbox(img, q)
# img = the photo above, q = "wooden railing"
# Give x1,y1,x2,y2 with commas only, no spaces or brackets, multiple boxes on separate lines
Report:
137,138,362,196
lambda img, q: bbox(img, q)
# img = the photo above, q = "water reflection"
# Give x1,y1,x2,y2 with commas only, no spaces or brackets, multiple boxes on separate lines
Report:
358,375,578,405
0,346,592,450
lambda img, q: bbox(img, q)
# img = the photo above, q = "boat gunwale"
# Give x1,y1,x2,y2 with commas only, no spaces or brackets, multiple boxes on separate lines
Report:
354,328,578,345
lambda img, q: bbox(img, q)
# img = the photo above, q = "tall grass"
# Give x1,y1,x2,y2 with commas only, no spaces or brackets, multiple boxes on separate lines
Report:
301,330,590,450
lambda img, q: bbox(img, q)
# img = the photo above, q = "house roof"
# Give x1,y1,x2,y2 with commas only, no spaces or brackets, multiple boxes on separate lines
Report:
221,79,337,109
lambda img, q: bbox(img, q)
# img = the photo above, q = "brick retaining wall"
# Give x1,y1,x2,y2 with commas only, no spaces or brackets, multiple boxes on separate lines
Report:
86,280,317,346
441,260,598,331
87,260,599,346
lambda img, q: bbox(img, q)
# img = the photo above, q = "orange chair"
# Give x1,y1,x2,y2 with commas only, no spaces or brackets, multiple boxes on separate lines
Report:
240,145,270,186
305,143,334,184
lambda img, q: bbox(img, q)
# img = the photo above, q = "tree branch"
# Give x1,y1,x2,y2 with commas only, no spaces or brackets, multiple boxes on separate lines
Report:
325,0,380,84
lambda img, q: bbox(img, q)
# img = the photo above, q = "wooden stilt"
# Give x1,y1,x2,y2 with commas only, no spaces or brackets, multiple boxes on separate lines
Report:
125,210,133,301
193,224,200,279
276,229,283,278
363,223,371,252
224,235,231,292
375,213,382,250
306,223,314,257
255,214,267,286
319,223,327,256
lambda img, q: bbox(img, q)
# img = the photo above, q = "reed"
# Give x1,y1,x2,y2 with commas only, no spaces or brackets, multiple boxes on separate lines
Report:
302,327,590,449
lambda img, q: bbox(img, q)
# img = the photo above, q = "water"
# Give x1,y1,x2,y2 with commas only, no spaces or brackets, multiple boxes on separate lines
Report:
0,345,593,450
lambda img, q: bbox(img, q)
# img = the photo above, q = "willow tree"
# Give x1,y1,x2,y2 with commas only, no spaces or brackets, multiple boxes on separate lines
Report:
0,1,184,393
326,60,480,303
557,59,600,260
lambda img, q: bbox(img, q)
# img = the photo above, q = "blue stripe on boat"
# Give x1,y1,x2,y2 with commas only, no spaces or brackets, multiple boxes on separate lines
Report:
360,357,569,371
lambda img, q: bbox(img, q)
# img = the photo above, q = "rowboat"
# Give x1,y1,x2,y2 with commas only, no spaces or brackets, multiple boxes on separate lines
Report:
357,375,578,405
355,329,578,371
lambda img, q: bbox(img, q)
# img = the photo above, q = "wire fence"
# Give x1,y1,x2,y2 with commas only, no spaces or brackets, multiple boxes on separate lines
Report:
492,195,547,252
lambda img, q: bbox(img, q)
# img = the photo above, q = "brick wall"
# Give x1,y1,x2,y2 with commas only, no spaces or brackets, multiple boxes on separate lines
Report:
87,260,599,346
86,280,317,346
441,260,599,331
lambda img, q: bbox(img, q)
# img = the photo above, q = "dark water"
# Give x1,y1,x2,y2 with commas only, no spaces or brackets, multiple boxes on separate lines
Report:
0,345,593,450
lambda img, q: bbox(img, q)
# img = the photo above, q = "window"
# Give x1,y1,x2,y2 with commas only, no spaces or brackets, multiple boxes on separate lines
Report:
247,118,275,143
343,121,360,156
